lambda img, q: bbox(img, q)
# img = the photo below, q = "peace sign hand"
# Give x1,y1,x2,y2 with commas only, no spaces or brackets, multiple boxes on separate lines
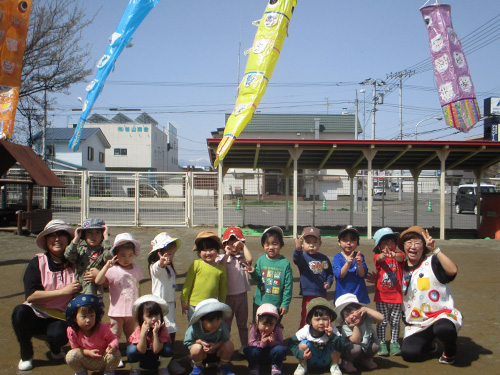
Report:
422,229,436,251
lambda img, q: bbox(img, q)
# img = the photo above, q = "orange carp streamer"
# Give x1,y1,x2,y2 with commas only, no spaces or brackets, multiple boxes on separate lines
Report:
0,0,32,139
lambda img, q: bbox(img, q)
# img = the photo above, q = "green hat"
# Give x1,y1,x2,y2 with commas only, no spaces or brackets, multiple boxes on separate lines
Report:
306,297,336,323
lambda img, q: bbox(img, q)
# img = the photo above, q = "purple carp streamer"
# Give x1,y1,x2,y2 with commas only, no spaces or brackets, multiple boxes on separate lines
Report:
421,3,480,133
69,0,160,151
214,0,297,167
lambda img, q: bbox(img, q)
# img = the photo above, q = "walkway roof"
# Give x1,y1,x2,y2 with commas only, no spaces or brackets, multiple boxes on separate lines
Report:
207,138,500,171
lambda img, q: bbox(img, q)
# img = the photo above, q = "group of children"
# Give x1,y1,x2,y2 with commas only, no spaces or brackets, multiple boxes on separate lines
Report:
56,217,409,375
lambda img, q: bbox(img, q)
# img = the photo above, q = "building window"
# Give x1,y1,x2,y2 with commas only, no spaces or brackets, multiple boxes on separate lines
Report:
99,152,105,163
88,147,94,161
114,148,127,156
118,127,123,131
144,126,149,132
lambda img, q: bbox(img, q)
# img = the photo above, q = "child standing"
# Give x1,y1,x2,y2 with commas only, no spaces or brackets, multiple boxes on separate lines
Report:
217,227,252,353
95,233,143,344
127,295,173,375
65,218,112,295
372,227,405,356
289,297,344,375
293,226,334,328
65,294,121,375
148,232,185,374
181,231,227,321
334,293,383,373
184,298,236,375
244,303,288,375
332,226,369,304
247,226,293,319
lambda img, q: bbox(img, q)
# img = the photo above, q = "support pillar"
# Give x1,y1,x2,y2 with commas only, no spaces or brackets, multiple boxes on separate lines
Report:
362,148,377,239
436,148,450,240
288,146,303,237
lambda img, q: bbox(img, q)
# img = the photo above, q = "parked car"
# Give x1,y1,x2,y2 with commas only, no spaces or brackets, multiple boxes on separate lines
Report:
140,183,169,198
390,184,400,192
455,184,496,214
373,186,386,195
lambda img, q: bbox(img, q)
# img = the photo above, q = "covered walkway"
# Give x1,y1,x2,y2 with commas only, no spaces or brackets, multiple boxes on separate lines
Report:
207,138,500,239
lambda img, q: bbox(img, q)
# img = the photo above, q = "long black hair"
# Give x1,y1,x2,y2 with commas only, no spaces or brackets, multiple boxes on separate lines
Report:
137,301,164,326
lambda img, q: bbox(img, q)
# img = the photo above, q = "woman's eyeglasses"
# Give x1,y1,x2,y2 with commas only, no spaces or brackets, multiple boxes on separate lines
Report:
404,240,423,247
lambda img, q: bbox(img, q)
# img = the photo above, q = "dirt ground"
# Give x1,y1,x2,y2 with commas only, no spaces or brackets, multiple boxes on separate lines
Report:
0,226,499,375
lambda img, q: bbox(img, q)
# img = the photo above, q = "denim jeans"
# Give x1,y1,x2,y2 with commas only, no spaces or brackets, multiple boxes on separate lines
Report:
127,343,173,370
243,345,288,367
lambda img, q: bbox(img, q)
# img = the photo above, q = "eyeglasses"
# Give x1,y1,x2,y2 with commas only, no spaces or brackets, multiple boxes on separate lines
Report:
404,240,423,247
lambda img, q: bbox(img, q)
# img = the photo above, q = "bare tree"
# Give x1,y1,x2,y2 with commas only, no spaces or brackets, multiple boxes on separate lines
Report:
14,0,94,146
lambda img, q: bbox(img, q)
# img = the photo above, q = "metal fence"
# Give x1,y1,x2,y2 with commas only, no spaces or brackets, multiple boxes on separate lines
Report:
2,169,497,231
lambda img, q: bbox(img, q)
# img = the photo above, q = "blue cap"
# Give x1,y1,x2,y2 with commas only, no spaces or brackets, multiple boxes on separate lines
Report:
373,227,399,252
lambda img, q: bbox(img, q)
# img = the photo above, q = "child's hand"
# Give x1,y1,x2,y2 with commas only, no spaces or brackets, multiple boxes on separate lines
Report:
159,254,170,268
73,227,82,243
105,255,118,268
153,320,163,335
181,301,188,315
302,348,312,361
83,267,99,283
295,234,303,250
201,341,213,353
102,225,109,240
244,264,255,273
422,229,436,251
355,251,363,265
279,307,288,315
140,321,149,335
366,271,377,284
86,348,101,358
325,320,333,336
346,253,354,265
324,282,331,290
105,345,117,354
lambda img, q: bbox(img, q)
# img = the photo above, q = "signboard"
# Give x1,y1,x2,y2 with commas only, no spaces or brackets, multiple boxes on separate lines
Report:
484,97,500,116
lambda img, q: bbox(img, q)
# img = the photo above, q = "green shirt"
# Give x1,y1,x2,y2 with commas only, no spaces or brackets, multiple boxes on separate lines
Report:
250,254,293,310
181,259,227,306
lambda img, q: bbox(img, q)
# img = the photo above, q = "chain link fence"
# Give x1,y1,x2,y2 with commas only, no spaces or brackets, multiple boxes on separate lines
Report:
2,169,498,231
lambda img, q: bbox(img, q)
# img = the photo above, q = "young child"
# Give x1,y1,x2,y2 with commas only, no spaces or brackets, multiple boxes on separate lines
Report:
148,232,185,374
65,294,121,375
293,226,334,328
65,218,112,295
246,226,293,319
127,295,173,375
183,298,236,375
334,293,383,373
289,297,344,375
372,227,405,356
332,226,369,304
217,227,253,353
181,231,227,321
244,303,288,375
95,233,144,344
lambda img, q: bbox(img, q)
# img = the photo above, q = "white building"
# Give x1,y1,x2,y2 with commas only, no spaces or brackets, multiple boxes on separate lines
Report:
33,128,110,171
74,113,181,172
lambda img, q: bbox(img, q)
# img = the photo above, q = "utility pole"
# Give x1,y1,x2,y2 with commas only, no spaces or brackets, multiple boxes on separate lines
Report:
386,70,415,140
360,79,386,140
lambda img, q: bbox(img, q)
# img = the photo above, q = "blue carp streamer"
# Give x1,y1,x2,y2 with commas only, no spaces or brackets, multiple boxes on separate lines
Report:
69,0,160,151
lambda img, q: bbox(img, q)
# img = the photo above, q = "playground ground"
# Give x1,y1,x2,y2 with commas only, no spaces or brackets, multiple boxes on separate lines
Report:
0,226,498,375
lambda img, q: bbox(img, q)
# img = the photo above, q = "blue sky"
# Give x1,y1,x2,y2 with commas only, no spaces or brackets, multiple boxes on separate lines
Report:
52,0,500,166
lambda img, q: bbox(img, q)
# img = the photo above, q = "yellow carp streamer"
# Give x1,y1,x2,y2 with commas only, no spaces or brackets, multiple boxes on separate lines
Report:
0,0,32,139
214,0,296,167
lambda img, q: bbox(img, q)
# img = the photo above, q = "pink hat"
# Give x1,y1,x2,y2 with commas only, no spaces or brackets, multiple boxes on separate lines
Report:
256,303,280,321
222,227,245,244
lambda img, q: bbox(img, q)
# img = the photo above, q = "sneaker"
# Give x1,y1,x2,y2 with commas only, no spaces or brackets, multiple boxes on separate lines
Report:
271,365,282,375
18,359,33,371
378,341,389,357
158,367,170,375
248,365,260,375
330,363,342,375
169,359,186,374
439,354,455,365
190,365,204,375
217,364,235,375
118,360,125,368
129,369,141,375
294,363,307,375
48,350,66,360
390,341,401,356
341,360,357,373
361,357,378,370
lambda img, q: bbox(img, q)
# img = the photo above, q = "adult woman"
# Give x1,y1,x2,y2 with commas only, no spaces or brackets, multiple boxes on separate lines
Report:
12,220,81,371
399,226,462,365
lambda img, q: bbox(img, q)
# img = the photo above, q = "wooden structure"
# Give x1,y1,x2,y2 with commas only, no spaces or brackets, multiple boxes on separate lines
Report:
0,140,65,234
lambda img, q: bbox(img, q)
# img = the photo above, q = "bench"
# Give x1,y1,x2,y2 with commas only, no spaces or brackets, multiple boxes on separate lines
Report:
16,209,53,235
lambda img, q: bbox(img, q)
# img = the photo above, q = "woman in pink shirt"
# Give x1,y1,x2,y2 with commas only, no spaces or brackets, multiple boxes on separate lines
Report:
65,294,121,375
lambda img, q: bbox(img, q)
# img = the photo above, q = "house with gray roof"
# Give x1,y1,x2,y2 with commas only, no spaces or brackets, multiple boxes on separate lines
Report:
33,128,110,171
